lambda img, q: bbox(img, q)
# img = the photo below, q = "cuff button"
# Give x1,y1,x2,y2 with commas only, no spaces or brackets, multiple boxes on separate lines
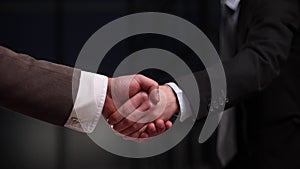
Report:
71,117,79,123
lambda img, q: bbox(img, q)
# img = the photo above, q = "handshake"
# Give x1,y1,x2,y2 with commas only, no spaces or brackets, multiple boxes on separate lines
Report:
102,74,179,140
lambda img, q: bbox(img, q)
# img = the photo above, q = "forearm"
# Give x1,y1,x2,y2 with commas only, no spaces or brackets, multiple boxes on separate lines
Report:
0,46,80,126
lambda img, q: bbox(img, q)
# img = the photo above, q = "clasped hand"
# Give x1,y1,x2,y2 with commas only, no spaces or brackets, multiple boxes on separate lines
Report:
102,74,179,140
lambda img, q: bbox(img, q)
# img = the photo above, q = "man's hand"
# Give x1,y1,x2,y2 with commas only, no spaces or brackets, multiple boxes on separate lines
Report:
141,86,178,138
102,74,159,121
109,85,179,138
101,74,173,139
139,119,173,138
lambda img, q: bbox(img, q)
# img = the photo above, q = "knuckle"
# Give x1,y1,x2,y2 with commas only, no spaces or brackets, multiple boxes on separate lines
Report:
129,100,139,110
140,92,148,101
151,80,159,86
136,74,144,79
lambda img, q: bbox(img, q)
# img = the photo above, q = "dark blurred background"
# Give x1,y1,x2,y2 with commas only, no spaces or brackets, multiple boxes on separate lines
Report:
0,0,221,169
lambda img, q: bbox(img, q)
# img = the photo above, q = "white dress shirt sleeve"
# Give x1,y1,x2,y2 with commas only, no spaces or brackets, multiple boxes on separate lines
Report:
64,71,108,133
166,82,193,122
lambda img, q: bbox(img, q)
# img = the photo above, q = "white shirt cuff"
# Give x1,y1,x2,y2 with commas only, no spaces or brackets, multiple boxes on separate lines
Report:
223,0,240,11
64,71,108,133
166,82,193,122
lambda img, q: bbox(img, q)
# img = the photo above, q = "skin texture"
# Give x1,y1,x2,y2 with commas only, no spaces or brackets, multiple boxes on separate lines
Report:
101,74,176,140
108,84,179,139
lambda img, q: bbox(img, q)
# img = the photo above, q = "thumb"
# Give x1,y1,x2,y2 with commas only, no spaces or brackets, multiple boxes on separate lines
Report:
134,75,160,104
149,85,160,105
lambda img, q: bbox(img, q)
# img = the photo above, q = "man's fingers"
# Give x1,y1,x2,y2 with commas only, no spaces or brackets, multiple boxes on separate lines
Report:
113,101,150,132
145,120,165,137
128,125,148,139
139,132,149,138
125,120,173,139
113,118,135,132
124,101,151,124
107,92,149,125
155,119,166,135
120,91,149,116
122,125,148,143
133,75,159,104
149,86,160,105
107,112,123,125
165,121,173,129
120,123,145,136
144,120,173,138
147,123,157,136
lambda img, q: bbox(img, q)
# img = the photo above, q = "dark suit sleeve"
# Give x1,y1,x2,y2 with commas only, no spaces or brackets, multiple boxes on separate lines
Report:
0,46,81,126
194,0,300,119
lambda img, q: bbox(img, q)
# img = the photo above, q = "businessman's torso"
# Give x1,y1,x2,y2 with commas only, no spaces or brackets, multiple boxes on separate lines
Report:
234,0,300,168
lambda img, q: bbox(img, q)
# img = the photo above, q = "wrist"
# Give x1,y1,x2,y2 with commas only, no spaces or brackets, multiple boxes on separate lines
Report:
163,85,179,114
107,78,112,98
102,78,115,117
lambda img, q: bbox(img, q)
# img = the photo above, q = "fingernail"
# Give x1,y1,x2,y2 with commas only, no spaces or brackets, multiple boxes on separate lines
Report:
150,89,160,105
155,89,160,103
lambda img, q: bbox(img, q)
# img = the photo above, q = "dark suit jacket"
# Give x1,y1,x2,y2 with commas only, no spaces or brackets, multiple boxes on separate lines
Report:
148,0,300,168
219,0,300,168
0,46,80,126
